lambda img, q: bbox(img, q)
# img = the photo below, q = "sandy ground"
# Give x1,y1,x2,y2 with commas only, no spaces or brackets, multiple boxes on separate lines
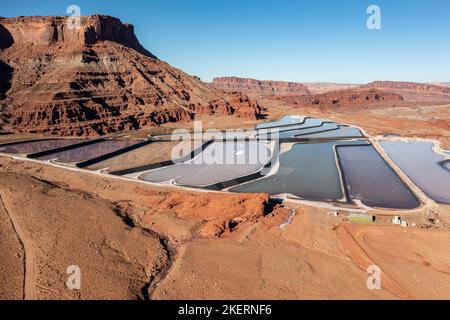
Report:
152,204,450,300
0,155,449,300
0,163,170,299
0,192,25,300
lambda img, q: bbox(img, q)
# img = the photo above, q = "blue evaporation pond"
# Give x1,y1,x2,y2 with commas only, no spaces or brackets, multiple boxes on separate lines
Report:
231,140,369,201
256,115,305,129
277,123,340,139
256,118,325,138
337,145,419,209
381,141,450,204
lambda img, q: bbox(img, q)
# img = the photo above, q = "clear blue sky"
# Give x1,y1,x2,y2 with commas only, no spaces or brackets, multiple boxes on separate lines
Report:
2,0,450,83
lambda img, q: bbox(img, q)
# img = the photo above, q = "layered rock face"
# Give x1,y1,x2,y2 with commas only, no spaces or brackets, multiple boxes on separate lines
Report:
212,77,311,96
275,89,403,108
0,16,261,136
364,81,450,101
366,81,450,94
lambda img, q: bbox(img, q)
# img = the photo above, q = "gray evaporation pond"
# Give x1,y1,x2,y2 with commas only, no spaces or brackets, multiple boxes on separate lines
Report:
256,115,305,129
231,140,368,201
338,145,419,209
381,141,450,204
140,141,271,187
277,122,339,139
297,126,363,139
38,140,138,163
0,139,85,155
256,118,324,138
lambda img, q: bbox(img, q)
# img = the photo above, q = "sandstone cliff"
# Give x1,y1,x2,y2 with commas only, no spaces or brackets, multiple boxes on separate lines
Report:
364,81,450,102
0,15,261,136
211,76,311,96
274,89,403,109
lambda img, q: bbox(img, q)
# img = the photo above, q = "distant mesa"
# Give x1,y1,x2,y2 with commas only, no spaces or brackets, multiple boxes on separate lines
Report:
273,89,404,109
211,76,311,96
364,81,450,102
365,81,450,94
0,15,262,136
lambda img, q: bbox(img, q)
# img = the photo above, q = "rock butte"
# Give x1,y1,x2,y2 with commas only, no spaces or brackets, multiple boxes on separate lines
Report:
0,15,262,136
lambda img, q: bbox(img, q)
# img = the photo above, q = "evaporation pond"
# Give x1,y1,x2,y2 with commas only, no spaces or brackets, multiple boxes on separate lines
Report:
256,115,305,129
231,140,369,201
140,141,272,187
257,118,325,137
381,141,450,204
38,140,138,163
297,126,363,139
277,122,339,139
87,140,195,171
0,139,85,155
337,145,419,209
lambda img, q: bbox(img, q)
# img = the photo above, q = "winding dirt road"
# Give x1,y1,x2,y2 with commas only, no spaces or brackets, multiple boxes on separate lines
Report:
0,190,37,300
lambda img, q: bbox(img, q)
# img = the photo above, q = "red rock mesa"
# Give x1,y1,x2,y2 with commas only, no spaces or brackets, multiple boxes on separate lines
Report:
212,76,311,96
0,15,261,136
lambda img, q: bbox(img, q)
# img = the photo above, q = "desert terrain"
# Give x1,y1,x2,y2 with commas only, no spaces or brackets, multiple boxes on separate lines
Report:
0,156,449,300
1,14,450,301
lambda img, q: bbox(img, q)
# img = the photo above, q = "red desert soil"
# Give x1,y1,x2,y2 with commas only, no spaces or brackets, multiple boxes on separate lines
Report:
0,191,25,300
0,156,449,300
0,15,261,136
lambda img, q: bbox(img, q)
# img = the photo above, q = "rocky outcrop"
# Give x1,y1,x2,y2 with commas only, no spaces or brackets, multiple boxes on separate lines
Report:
364,81,450,101
366,81,450,94
212,77,311,96
275,89,403,108
0,16,261,136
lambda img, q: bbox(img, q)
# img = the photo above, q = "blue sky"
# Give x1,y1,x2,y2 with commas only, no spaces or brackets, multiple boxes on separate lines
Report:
2,0,450,83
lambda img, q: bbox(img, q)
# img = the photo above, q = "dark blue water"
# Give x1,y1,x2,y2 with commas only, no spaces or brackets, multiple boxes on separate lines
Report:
338,145,419,209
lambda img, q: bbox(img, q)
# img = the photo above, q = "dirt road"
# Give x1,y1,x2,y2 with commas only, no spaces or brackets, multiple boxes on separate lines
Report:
0,190,37,300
